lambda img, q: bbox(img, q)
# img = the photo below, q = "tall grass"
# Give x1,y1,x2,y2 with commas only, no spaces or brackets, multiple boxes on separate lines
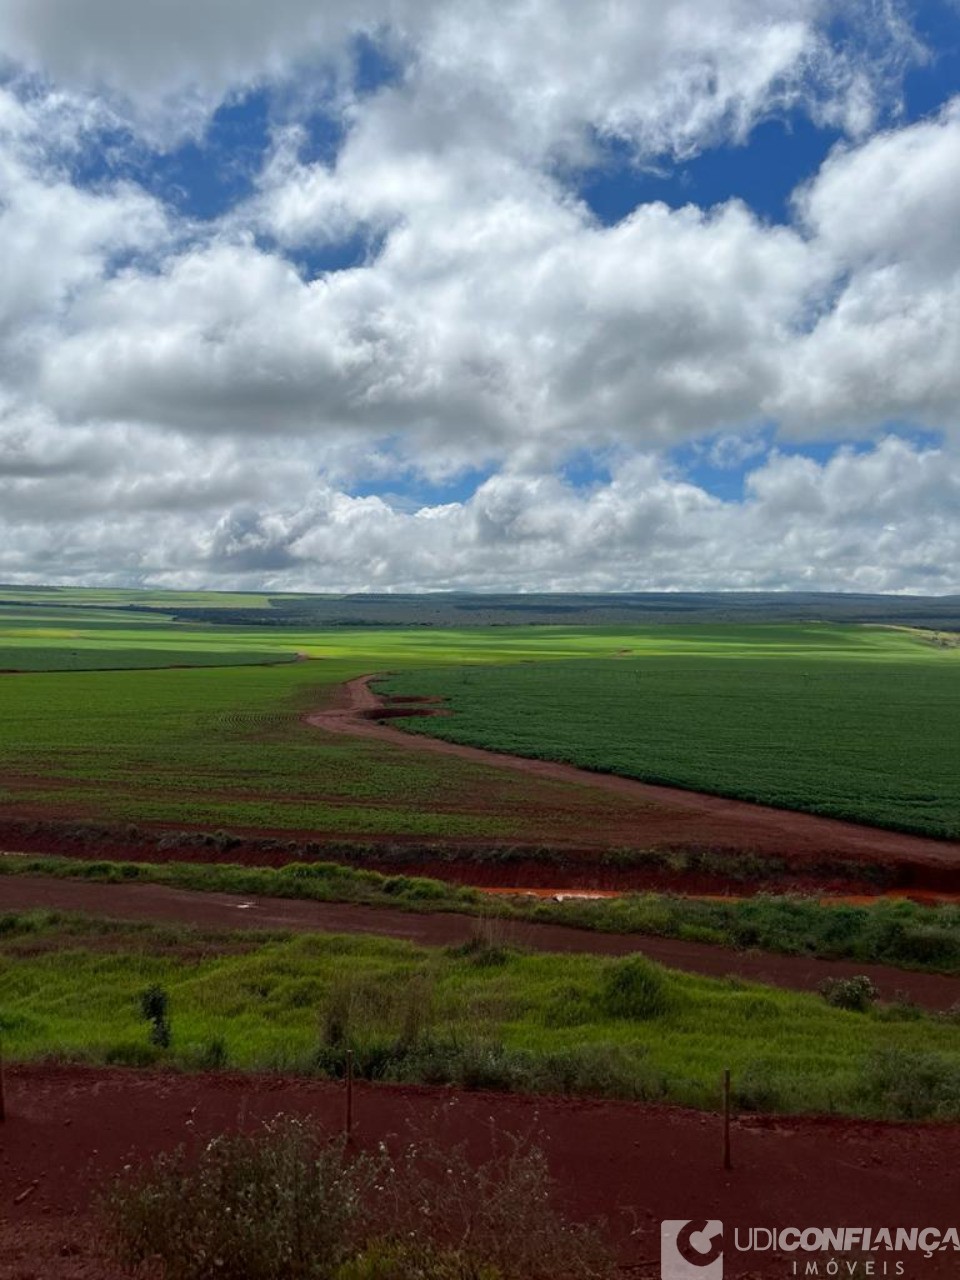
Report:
3,913,960,1119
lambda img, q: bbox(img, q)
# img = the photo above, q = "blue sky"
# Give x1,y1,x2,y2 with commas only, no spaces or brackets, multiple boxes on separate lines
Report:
0,0,959,591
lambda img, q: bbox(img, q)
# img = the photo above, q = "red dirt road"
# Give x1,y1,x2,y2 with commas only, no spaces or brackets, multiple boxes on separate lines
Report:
307,676,960,874
3,1065,960,1278
3,874,958,1009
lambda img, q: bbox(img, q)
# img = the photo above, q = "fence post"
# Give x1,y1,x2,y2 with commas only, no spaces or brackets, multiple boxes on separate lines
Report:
722,1069,732,1170
345,1049,354,1139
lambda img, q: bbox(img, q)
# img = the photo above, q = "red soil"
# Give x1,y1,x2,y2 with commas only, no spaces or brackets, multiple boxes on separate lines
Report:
479,886,960,908
306,677,960,878
2,874,958,1009
1,819,901,898
4,1065,960,1278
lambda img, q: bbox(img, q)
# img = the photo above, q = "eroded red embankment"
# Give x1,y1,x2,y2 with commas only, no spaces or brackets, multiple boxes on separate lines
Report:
478,886,960,907
0,819,911,897
4,1066,960,1279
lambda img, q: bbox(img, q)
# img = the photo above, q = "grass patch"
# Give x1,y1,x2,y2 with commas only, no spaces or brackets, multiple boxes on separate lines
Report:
3,912,960,1119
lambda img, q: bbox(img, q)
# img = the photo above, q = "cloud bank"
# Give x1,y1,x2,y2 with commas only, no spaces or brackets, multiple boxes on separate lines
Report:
0,0,957,591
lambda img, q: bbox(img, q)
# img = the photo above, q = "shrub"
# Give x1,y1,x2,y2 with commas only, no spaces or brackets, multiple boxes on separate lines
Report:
816,976,878,1013
677,923,728,947
104,1115,375,1280
736,995,781,1022
874,993,925,1023
886,927,960,969
543,982,594,1028
103,1114,613,1280
448,937,511,967
380,1130,613,1280
321,977,355,1049
733,1061,785,1113
139,985,171,1048
457,1042,528,1092
529,1045,656,1099
395,971,435,1051
860,1047,960,1120
599,956,671,1020
448,917,515,968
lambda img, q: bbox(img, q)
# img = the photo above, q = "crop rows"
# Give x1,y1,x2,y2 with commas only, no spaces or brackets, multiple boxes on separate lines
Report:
380,646,960,839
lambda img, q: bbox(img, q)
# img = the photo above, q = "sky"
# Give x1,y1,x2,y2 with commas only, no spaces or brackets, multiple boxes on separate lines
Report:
1,0,959,594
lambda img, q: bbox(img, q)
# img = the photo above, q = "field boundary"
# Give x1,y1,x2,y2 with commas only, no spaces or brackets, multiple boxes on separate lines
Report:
306,675,960,871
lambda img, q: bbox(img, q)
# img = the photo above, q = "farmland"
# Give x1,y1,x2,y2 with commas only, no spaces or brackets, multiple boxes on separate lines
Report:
379,628,960,839
2,599,959,1082
0,659,548,838
0,647,292,672
0,597,957,845
2,589,959,1278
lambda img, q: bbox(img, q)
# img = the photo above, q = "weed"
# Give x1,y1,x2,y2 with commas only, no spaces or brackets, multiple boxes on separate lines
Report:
104,1116,375,1280
860,1047,960,1119
599,956,671,1020
817,976,878,1012
448,918,514,968
102,1113,613,1280
6,914,960,1120
336,1242,502,1280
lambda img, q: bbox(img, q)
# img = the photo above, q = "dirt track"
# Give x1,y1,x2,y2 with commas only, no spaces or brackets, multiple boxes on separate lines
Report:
3,874,958,1008
4,1065,960,1278
307,676,960,872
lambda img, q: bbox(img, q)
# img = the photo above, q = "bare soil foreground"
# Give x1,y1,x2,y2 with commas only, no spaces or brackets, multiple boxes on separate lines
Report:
308,677,960,876
4,1065,960,1279
3,875,958,1009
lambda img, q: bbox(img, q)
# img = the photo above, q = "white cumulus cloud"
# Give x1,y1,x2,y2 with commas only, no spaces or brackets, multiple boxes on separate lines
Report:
0,0,956,591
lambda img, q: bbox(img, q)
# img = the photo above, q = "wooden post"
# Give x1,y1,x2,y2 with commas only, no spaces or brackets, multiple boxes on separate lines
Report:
0,1037,6,1123
722,1069,732,1170
345,1049,354,1139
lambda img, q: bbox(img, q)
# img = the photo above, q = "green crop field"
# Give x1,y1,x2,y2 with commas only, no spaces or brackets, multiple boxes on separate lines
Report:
0,610,652,838
0,592,956,840
0,660,521,837
380,627,960,839
3,912,960,1119
0,647,292,672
